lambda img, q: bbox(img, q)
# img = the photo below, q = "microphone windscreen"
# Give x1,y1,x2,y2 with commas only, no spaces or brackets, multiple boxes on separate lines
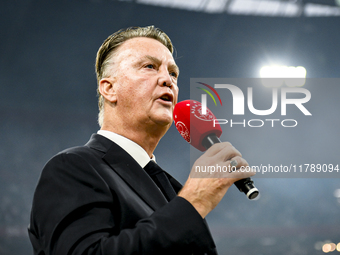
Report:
173,100,222,151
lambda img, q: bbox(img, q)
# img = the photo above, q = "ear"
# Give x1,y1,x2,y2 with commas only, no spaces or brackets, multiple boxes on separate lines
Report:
98,78,117,104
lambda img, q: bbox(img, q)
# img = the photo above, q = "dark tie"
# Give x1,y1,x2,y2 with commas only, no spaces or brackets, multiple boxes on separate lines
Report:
144,160,177,201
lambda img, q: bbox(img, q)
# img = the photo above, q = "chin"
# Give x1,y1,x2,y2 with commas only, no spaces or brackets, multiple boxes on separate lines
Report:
151,109,173,125
153,115,173,128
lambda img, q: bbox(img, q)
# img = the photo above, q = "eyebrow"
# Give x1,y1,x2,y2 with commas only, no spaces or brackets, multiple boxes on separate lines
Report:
145,55,180,74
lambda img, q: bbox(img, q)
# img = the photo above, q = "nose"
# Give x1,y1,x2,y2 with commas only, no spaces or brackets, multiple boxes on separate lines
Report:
162,81,171,87
158,68,173,88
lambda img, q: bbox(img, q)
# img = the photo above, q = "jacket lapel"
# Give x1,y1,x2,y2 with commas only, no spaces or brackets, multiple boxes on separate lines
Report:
87,134,168,211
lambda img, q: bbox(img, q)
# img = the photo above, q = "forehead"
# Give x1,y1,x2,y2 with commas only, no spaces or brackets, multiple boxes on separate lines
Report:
115,37,175,63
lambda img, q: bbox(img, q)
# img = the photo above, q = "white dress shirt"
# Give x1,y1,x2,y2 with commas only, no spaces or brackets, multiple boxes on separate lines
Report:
97,130,155,168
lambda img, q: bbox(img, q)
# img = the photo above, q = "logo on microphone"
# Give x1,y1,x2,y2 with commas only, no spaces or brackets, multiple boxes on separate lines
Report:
191,100,215,121
175,121,190,143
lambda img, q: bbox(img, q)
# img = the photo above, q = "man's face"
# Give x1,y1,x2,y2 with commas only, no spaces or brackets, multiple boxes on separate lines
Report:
107,37,179,132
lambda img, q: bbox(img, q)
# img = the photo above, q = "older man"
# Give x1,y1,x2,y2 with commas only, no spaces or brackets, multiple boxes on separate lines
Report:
29,26,254,255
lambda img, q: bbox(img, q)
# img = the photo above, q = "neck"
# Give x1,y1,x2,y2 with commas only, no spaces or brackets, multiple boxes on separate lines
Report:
101,120,169,158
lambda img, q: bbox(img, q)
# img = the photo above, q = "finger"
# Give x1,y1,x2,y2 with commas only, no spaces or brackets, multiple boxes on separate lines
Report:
225,156,249,169
204,142,233,156
207,142,243,162
218,157,256,178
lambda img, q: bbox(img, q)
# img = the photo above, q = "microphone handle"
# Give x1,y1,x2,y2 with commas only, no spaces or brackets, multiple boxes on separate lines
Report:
202,134,259,200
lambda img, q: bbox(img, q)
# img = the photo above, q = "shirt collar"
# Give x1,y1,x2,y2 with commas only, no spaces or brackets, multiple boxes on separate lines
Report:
97,130,155,168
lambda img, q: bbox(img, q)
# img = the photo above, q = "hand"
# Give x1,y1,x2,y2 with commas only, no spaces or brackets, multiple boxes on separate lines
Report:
178,142,255,219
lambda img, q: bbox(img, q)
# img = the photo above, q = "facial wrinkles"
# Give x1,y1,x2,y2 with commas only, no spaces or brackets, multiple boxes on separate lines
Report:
110,38,178,113
111,38,177,77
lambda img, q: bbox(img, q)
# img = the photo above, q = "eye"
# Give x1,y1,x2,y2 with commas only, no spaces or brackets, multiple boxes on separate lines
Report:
145,64,155,69
170,71,178,78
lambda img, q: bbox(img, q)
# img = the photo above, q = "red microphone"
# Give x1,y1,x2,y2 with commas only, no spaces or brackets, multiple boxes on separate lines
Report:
173,99,259,200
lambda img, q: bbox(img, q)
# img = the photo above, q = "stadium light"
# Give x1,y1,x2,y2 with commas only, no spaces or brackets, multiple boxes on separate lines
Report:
260,65,307,87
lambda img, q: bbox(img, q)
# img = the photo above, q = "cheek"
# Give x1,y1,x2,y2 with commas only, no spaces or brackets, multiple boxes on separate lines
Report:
116,75,136,96
115,81,134,107
173,86,179,104
116,77,151,107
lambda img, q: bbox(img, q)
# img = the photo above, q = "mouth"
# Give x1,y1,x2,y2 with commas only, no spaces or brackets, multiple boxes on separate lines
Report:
158,93,173,104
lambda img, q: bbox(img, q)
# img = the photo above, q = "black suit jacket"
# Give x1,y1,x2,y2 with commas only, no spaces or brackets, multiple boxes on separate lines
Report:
28,134,217,255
